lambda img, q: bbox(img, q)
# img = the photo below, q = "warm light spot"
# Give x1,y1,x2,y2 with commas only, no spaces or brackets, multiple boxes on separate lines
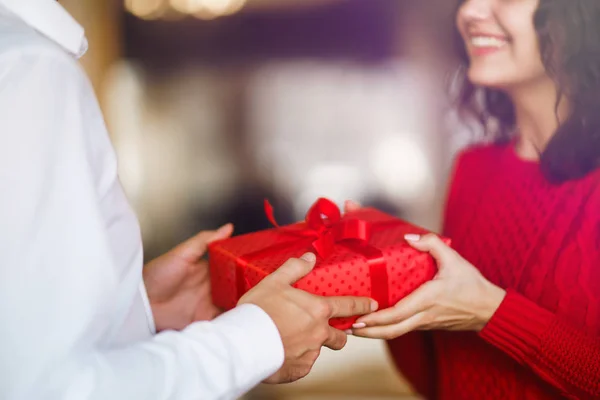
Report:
369,135,432,202
199,0,246,17
126,0,246,19
169,0,204,14
125,0,166,19
193,7,219,20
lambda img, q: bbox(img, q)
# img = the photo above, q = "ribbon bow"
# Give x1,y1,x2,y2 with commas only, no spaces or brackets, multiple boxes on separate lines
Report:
264,198,372,259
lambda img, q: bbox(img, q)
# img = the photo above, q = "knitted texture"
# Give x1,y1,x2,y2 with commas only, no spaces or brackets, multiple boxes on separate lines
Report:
387,143,600,400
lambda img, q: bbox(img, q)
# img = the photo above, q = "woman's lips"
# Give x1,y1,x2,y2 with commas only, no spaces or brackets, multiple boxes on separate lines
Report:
469,35,509,56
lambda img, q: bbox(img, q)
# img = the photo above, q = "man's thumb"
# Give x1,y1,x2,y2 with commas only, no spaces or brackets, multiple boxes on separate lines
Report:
269,253,317,285
211,223,234,241
179,224,234,260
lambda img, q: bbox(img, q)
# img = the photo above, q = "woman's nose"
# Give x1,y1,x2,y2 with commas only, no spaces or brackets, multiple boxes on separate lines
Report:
459,0,493,21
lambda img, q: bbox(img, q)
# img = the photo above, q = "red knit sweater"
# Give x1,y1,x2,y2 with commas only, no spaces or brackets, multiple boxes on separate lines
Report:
387,143,600,400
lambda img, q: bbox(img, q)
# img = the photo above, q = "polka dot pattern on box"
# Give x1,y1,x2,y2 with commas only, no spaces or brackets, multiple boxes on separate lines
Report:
209,208,443,330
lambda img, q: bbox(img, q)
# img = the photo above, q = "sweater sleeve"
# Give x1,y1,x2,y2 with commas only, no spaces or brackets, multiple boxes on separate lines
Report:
480,290,600,399
386,332,437,399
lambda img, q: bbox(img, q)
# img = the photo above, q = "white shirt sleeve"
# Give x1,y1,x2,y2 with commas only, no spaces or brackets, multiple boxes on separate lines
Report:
0,48,284,400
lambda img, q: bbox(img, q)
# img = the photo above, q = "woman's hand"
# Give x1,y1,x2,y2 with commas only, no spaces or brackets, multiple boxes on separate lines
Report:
351,233,506,340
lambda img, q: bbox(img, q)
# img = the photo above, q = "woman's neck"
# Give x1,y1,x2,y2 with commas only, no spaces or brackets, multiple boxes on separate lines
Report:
506,77,570,160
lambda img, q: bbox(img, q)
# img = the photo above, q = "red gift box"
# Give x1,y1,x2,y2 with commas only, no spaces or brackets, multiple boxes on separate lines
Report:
208,198,448,330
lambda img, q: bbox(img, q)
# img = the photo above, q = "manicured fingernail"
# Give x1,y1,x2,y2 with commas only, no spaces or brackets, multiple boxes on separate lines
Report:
352,322,366,329
300,253,316,262
344,329,353,335
405,234,421,242
370,300,379,312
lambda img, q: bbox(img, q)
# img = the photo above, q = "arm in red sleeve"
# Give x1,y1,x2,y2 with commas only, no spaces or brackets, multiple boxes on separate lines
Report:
480,290,600,400
387,332,437,399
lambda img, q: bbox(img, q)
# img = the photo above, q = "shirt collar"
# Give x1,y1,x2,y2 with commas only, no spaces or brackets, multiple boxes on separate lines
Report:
0,0,88,58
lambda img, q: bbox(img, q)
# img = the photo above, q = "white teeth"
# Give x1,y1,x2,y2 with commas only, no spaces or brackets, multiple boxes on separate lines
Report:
471,36,507,48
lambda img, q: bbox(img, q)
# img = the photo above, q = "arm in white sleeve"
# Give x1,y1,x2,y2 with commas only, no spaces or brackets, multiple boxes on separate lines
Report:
0,49,283,400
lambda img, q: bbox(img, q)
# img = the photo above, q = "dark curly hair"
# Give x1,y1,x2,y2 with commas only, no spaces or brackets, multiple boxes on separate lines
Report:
452,0,600,183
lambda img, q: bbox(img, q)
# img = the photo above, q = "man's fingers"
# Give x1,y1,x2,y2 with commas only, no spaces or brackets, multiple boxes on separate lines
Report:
202,223,235,246
269,253,317,285
352,313,425,340
178,224,234,260
323,327,348,351
405,233,452,262
354,282,437,327
324,296,378,318
344,200,361,213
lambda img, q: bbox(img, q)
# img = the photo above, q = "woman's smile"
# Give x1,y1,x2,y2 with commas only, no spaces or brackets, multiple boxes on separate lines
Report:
467,32,510,56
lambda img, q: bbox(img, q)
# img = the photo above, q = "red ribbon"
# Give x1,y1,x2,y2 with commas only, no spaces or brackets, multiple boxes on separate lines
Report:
265,198,375,259
235,198,390,308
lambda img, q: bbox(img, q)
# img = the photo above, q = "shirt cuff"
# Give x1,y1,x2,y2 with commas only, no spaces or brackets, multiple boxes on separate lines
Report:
139,282,157,335
479,290,554,363
211,304,284,383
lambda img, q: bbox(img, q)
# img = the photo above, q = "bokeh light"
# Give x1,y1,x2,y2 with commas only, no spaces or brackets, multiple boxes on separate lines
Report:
201,0,246,16
126,0,246,20
125,0,166,20
369,135,433,203
169,0,204,14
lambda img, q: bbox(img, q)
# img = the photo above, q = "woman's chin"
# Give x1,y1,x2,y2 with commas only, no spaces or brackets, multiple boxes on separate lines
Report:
467,66,549,92
467,69,511,90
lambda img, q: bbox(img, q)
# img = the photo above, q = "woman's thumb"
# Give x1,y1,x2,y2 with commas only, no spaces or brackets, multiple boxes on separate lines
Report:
404,233,450,263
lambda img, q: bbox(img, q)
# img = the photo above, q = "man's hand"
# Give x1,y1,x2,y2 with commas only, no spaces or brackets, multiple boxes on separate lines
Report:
238,253,378,384
143,224,234,332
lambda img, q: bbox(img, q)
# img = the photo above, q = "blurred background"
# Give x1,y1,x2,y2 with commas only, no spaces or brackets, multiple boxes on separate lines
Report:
61,0,474,398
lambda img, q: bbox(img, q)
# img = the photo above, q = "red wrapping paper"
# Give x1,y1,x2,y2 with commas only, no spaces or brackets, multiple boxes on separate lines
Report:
208,198,449,330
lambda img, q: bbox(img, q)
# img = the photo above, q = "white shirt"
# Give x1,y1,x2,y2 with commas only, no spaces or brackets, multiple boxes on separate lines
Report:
0,1,284,399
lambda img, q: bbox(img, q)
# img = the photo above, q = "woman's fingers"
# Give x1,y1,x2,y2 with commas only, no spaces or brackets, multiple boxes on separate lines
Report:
351,312,427,340
353,282,438,327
